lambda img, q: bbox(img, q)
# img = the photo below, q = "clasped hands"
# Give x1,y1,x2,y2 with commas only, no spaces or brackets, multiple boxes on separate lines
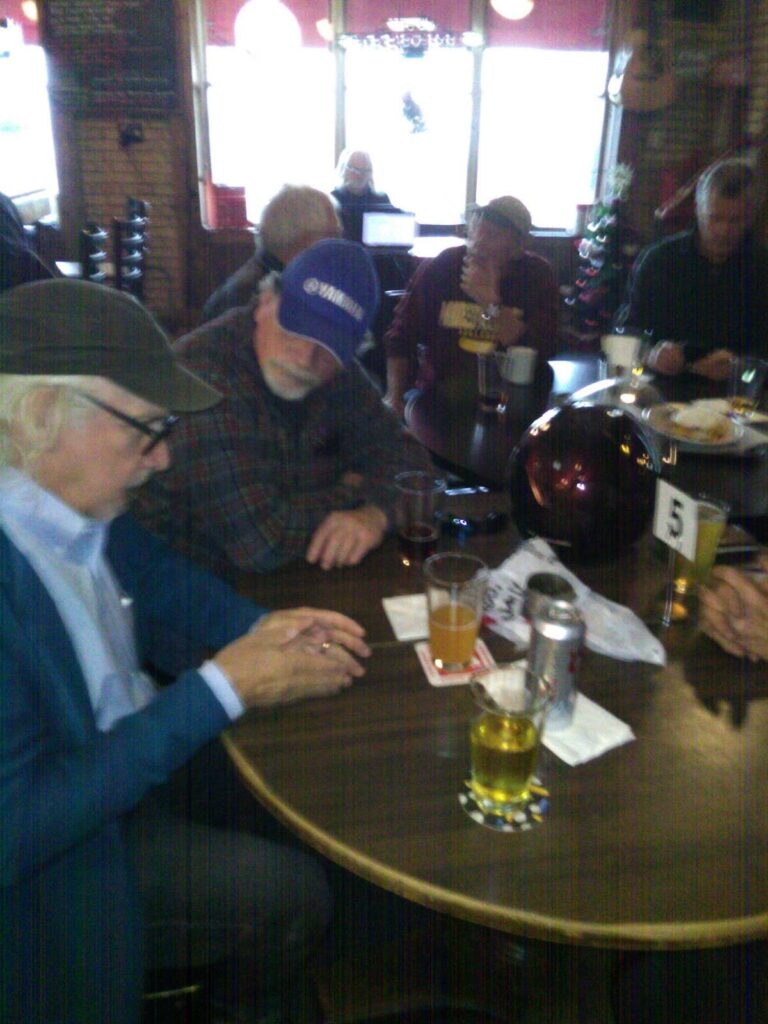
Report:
699,555,768,662
213,607,370,708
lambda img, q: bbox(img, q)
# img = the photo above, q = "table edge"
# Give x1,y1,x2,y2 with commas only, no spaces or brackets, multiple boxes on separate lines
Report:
223,733,768,951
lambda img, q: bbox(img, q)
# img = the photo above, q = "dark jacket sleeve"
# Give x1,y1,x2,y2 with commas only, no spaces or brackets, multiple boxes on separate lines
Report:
109,513,266,672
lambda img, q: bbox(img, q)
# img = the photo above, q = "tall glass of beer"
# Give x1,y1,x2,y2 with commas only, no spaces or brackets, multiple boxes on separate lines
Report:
424,552,488,670
470,664,551,814
673,496,730,599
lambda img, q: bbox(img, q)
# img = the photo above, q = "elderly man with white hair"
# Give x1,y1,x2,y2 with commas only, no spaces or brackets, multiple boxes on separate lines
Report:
615,157,768,380
0,278,370,1023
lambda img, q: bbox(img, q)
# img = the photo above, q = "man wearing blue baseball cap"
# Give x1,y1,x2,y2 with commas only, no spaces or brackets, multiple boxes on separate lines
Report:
137,239,432,576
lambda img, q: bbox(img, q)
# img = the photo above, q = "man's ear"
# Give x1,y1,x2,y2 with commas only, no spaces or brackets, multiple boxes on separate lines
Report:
26,386,59,432
9,385,63,456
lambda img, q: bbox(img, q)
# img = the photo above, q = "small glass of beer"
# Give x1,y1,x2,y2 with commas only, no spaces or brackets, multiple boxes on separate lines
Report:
469,665,551,815
672,496,730,607
424,552,488,670
394,471,446,568
728,356,768,420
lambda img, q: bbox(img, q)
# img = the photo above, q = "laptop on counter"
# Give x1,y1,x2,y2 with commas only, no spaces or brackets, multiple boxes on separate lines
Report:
362,210,417,252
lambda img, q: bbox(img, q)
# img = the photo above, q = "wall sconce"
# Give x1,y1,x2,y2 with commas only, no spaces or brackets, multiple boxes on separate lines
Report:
316,17,334,42
491,0,534,20
235,0,301,57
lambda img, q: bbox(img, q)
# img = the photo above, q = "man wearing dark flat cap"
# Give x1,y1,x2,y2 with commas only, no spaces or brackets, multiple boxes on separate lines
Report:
0,279,369,1023
383,195,559,417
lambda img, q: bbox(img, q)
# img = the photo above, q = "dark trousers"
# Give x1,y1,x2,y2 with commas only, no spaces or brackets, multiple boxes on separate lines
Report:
128,740,331,1023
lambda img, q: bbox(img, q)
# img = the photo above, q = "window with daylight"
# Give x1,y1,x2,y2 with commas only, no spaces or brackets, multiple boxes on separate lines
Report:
0,11,59,209
344,44,474,224
477,47,610,229
197,0,609,230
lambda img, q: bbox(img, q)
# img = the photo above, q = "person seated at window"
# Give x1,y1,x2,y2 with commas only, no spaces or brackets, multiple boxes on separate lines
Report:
332,149,394,242
614,158,768,381
136,239,433,578
383,195,558,418
0,191,54,292
699,554,768,662
201,184,341,322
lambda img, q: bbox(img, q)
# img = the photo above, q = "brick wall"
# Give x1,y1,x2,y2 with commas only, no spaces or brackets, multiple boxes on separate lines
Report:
73,117,188,323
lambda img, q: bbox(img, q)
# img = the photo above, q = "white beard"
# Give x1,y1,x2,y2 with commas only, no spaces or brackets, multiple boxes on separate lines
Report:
261,360,322,402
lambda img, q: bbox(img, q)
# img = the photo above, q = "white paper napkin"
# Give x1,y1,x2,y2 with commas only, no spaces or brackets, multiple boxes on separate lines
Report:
543,693,635,765
382,593,428,640
484,538,667,666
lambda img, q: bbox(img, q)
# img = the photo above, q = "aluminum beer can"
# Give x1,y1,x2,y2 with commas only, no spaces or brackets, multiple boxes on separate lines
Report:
528,598,584,730
523,573,576,623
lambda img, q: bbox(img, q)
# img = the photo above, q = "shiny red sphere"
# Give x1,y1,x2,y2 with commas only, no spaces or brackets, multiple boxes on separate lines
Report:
509,404,660,560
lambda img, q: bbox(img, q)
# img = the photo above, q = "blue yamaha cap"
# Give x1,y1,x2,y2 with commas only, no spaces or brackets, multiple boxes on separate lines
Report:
277,239,380,368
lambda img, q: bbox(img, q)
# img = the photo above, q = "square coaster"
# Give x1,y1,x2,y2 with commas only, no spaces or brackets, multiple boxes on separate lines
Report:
415,639,496,687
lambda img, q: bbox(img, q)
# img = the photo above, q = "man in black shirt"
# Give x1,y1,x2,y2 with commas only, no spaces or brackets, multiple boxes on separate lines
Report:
615,158,767,381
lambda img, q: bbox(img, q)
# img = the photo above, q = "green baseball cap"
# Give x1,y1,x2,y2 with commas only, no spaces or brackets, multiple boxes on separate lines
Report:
0,279,220,412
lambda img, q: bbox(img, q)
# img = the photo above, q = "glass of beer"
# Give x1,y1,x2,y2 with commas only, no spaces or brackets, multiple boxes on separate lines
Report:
470,665,551,814
395,471,446,568
729,356,768,420
424,552,488,670
672,496,730,600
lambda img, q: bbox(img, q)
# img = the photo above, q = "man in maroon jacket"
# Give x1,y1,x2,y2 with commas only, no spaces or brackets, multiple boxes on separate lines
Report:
383,195,558,416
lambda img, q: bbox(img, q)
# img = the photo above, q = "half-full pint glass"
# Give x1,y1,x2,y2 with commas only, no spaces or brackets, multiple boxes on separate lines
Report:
424,552,488,670
673,496,730,597
470,665,551,813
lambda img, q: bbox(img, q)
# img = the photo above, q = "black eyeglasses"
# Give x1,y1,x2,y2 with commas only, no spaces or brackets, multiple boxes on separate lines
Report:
75,391,178,454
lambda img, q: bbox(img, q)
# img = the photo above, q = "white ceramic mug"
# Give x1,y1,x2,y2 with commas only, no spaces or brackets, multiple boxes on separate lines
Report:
601,333,641,377
498,346,537,385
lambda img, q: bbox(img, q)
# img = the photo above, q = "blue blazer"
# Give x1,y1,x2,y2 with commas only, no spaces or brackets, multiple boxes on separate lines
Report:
0,514,264,1023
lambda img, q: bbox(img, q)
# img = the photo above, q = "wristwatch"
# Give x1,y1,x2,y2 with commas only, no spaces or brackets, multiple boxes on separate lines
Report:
480,303,501,324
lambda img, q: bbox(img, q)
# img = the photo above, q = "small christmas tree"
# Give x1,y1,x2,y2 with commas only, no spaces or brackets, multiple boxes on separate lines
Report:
564,164,639,348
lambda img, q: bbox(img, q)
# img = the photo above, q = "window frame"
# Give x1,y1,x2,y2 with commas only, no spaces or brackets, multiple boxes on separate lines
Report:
190,0,615,232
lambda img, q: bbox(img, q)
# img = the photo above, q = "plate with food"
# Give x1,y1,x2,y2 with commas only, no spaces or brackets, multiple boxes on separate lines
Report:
643,403,744,448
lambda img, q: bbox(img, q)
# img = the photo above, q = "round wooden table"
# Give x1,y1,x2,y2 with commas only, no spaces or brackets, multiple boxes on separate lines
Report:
404,356,768,519
227,513,768,952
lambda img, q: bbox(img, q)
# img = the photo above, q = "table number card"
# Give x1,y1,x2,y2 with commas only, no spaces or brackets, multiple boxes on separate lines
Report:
652,480,697,561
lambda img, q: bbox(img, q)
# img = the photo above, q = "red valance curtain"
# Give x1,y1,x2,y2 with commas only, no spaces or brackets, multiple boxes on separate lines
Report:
206,0,329,46
344,0,470,34
486,0,607,50
0,0,40,44
205,0,607,49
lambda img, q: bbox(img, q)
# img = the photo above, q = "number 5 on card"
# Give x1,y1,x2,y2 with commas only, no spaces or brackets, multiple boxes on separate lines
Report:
652,480,697,562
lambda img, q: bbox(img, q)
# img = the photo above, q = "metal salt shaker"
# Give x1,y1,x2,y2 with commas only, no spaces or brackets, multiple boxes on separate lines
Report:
527,597,585,731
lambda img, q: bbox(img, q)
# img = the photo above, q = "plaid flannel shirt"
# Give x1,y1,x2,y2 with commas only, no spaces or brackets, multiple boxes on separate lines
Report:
134,307,433,578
